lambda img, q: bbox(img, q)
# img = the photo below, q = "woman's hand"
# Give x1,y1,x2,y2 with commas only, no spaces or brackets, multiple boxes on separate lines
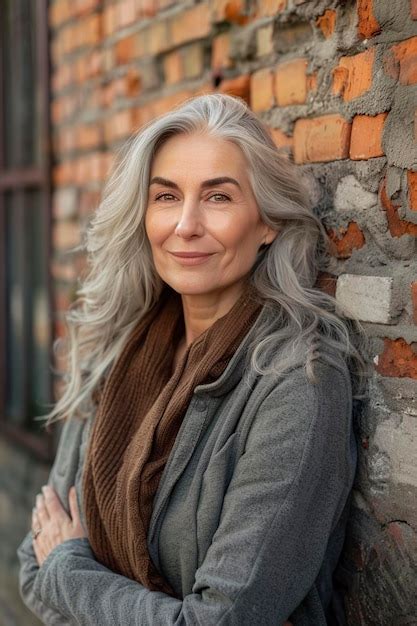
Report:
31,484,87,567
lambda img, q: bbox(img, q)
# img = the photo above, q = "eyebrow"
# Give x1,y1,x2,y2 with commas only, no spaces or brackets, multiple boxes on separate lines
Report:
149,176,242,191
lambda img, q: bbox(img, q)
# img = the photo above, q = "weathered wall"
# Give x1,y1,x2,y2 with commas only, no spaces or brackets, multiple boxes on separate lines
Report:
2,0,416,623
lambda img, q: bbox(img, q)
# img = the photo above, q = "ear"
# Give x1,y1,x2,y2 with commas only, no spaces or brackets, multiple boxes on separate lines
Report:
263,226,279,245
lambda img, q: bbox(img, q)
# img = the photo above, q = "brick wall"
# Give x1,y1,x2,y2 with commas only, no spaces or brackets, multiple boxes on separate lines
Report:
4,0,417,623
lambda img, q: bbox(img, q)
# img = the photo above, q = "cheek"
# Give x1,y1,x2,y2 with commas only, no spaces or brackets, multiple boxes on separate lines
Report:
145,211,169,246
219,217,261,253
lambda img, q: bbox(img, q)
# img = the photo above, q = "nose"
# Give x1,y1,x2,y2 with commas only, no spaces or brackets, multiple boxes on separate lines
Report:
174,201,204,239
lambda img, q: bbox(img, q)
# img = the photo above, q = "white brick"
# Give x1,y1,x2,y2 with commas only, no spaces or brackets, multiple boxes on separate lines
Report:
335,274,395,323
334,175,377,211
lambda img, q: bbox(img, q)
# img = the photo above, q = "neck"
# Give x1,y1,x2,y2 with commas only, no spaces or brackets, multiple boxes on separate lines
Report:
180,280,247,348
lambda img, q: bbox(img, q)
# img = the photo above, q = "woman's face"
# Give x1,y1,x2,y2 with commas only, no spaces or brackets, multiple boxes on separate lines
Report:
145,132,277,297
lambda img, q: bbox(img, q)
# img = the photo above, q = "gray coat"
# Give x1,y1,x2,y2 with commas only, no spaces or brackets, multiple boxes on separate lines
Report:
17,305,357,625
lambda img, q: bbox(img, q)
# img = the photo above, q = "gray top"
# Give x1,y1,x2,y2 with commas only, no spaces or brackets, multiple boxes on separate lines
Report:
17,303,357,625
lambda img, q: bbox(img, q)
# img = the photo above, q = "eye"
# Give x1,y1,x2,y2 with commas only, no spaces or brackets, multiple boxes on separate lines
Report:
209,193,230,202
155,193,176,201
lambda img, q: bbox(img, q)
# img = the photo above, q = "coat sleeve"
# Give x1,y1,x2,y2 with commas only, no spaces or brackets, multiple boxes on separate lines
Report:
30,359,356,626
16,414,86,625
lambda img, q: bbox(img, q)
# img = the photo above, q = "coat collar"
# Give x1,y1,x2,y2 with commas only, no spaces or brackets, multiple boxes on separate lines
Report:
193,303,276,398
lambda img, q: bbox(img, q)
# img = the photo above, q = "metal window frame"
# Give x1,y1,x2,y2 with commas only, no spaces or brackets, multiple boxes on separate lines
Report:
0,0,55,462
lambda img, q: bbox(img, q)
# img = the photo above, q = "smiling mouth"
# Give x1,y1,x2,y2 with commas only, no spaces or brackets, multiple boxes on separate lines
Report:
169,252,214,266
169,252,214,258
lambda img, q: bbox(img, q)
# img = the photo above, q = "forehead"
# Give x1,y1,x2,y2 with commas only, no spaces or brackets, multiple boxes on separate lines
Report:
150,133,248,179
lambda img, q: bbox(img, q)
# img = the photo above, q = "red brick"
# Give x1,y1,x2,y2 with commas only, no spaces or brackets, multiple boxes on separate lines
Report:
293,115,351,164
170,4,211,47
212,32,233,70
250,67,274,112
357,0,381,39
332,48,375,101
392,36,417,85
412,0,417,19
316,9,336,38
350,112,387,160
327,222,366,258
274,58,308,106
211,0,252,24
379,179,417,237
375,338,417,379
314,271,337,297
408,171,417,211
219,74,250,103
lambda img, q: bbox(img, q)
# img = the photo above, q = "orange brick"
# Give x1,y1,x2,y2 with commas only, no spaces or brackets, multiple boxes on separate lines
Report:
170,4,211,47
255,0,287,18
212,32,233,70
392,36,417,85
412,0,417,19
269,127,293,151
163,51,183,85
219,74,250,103
116,0,137,29
77,13,101,48
50,0,71,28
375,338,417,379
211,0,251,24
250,67,274,112
145,21,171,55
293,115,351,163
316,9,336,38
327,222,366,258
115,35,137,65
103,4,117,37
124,68,142,97
408,170,417,211
350,112,387,160
52,161,76,186
332,48,375,101
137,0,159,18
379,179,417,237
357,0,381,39
411,282,417,324
75,0,100,17
76,124,103,151
274,58,308,106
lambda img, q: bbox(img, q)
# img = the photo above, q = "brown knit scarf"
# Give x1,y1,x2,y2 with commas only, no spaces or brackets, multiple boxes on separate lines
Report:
82,282,263,597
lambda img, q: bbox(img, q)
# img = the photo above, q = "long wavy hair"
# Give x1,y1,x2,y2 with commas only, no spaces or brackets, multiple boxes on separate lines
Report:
39,92,371,426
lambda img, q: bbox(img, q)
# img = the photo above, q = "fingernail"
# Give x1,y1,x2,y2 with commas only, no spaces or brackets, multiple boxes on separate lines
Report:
41,485,48,494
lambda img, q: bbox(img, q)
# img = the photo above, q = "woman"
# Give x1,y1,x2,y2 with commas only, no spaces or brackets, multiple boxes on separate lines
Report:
17,93,369,625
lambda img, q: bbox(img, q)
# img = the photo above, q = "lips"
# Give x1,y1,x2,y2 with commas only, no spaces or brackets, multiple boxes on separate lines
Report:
170,252,213,258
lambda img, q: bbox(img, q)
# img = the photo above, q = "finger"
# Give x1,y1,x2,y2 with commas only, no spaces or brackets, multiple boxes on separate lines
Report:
31,507,41,533
68,486,80,524
35,493,50,524
41,485,69,522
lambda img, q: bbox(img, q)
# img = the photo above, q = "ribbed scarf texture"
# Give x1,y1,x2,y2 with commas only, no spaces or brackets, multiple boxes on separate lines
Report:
82,282,263,597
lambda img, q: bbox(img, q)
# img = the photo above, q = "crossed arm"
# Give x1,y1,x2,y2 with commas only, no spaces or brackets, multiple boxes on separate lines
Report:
17,362,354,625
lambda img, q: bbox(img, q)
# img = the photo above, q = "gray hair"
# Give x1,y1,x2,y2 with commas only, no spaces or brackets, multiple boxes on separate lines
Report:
39,93,371,426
